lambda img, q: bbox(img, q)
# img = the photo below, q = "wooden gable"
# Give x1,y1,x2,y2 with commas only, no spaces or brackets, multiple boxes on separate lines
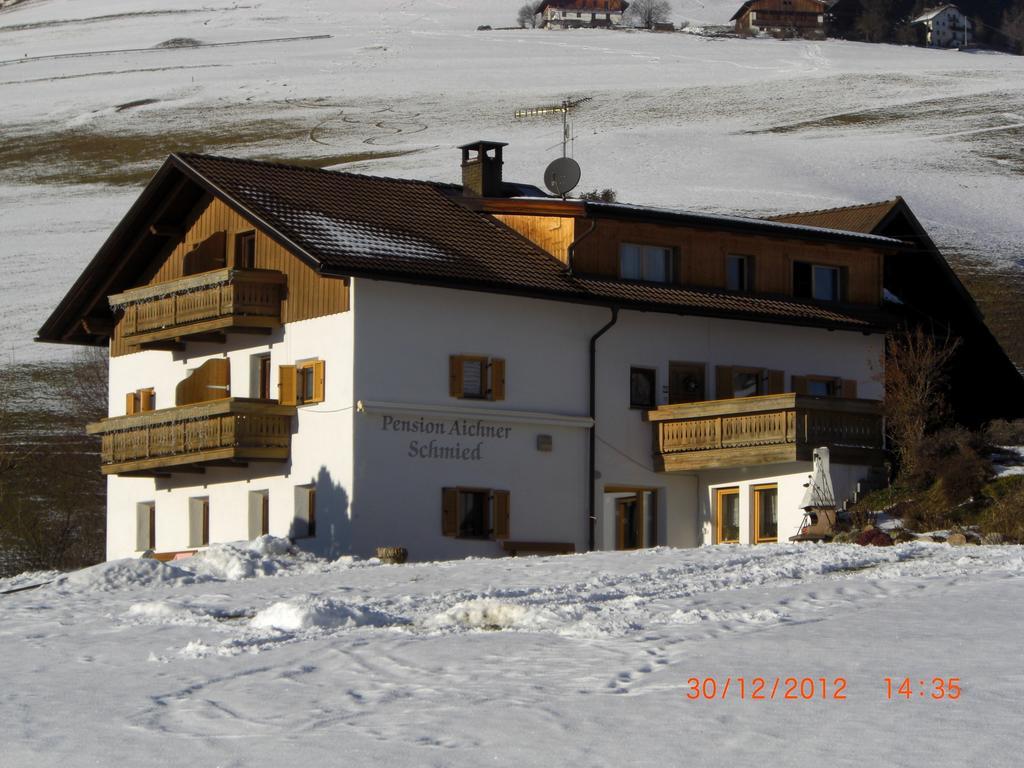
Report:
110,196,348,356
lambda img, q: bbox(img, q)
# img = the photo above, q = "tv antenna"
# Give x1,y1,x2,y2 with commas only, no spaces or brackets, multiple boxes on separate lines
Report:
514,96,592,158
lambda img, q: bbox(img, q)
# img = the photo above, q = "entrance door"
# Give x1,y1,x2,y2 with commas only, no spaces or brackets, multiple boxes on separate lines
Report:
669,362,706,404
616,495,643,550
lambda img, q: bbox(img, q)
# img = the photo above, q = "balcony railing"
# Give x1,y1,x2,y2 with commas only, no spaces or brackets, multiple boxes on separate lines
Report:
646,393,884,471
86,398,296,476
108,268,286,346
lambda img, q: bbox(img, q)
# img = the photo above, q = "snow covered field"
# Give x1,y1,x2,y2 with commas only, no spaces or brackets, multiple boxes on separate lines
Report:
2,539,1023,766
1,0,1023,363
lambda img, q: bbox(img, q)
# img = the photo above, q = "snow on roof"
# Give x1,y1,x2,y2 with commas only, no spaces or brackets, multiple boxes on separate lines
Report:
913,5,962,23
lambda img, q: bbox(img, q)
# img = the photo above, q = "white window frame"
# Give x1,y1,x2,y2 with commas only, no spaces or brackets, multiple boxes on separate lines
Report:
812,265,841,301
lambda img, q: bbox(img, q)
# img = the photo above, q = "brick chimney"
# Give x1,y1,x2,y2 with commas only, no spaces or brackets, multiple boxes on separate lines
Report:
459,140,507,197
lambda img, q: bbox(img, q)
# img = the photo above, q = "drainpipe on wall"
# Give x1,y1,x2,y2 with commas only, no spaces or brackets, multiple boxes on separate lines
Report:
566,213,597,277
588,306,619,552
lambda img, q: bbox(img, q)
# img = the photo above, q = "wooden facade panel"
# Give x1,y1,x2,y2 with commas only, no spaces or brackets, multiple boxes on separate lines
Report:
491,214,576,263
571,219,883,305
111,198,348,357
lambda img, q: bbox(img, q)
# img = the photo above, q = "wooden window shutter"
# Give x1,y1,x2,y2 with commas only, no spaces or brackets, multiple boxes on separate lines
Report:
449,355,464,397
489,358,506,401
140,389,155,412
841,379,858,399
492,490,511,540
791,375,808,395
312,360,326,403
125,392,137,416
278,365,297,406
715,366,734,399
767,370,785,394
442,488,459,537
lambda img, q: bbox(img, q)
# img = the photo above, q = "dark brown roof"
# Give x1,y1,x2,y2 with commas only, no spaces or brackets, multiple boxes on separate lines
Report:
766,198,903,234
178,153,577,295
38,153,895,346
538,1,629,11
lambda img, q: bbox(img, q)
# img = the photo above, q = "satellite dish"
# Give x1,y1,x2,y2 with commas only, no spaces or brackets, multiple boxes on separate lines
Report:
544,157,581,197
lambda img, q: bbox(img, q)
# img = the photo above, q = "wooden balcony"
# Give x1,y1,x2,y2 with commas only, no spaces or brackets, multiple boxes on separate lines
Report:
86,398,296,476
646,393,884,472
109,268,286,346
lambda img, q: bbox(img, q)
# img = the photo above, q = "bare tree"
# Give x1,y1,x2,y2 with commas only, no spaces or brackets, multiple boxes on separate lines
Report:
517,2,542,29
625,0,672,29
855,0,891,42
1003,1,1024,54
0,348,107,575
882,327,960,476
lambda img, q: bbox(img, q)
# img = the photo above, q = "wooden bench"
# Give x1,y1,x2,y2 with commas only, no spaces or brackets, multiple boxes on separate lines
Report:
502,541,576,557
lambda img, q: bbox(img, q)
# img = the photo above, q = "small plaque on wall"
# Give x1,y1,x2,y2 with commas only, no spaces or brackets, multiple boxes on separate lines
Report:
536,434,553,452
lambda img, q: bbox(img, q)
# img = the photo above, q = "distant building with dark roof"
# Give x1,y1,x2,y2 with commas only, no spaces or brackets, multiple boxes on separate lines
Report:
38,142,1020,563
731,0,828,38
537,0,629,29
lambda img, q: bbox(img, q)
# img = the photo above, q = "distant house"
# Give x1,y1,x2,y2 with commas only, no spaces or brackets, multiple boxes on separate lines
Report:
912,5,973,48
731,0,828,39
537,0,629,29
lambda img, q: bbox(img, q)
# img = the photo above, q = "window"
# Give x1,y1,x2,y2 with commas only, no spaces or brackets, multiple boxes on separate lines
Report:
619,243,673,284
793,261,843,302
812,265,840,301
248,490,270,539
629,367,657,409
235,231,256,270
792,375,856,399
183,231,227,275
725,254,751,292
716,488,740,544
442,487,510,540
188,497,209,548
176,359,230,406
715,366,784,399
668,362,705,404
125,388,155,415
279,360,325,406
135,502,156,551
292,485,316,539
449,355,505,401
753,485,778,543
608,489,657,549
251,354,272,400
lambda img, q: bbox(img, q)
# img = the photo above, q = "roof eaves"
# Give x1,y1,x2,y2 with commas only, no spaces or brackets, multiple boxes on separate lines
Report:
583,200,902,247
37,155,189,343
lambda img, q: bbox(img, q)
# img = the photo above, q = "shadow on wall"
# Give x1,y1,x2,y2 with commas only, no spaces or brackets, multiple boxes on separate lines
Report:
288,465,351,559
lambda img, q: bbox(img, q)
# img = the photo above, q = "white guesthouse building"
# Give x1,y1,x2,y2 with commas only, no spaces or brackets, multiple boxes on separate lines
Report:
911,4,974,48
40,143,899,562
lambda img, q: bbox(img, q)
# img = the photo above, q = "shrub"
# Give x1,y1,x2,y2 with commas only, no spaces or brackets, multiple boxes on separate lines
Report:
979,476,1024,543
856,529,893,547
985,419,1024,447
908,427,990,504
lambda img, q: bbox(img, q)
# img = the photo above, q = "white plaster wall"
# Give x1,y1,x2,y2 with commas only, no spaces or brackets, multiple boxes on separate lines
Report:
700,461,875,545
350,278,598,560
347,280,881,559
104,275,885,562
592,309,883,549
105,311,355,560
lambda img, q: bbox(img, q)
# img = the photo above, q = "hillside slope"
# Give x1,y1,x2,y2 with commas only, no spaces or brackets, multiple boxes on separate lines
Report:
1,0,1022,363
